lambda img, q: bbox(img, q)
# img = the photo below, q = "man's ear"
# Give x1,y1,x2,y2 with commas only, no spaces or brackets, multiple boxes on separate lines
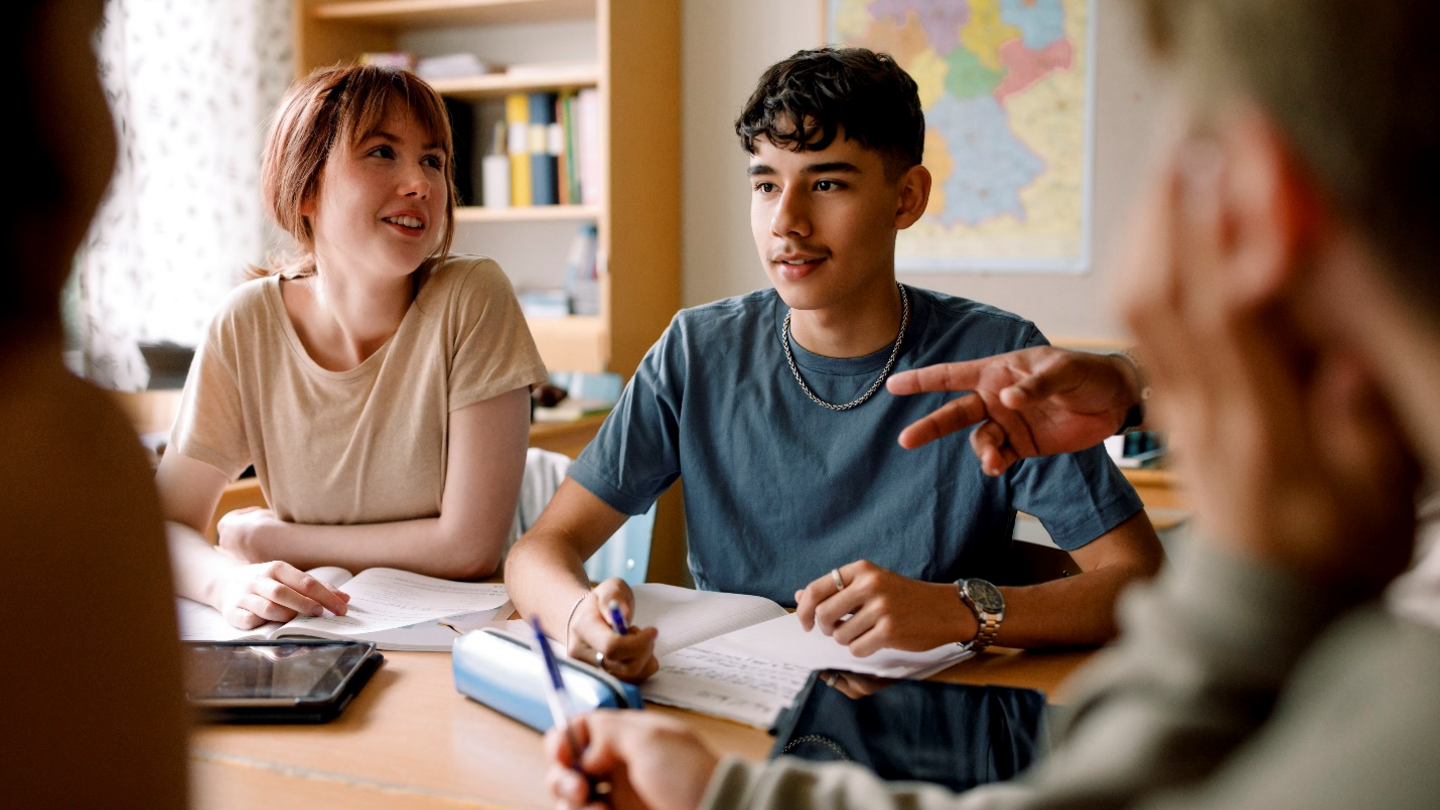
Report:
1205,105,1324,306
894,164,931,230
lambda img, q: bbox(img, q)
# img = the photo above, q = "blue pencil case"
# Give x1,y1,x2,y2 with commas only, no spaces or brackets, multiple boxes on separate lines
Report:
452,627,643,732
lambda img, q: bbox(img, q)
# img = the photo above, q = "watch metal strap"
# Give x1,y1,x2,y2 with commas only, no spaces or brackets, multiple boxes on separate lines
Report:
956,579,1003,652
970,612,1001,652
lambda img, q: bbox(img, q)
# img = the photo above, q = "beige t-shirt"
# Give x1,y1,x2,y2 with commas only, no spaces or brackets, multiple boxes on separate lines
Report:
171,254,548,526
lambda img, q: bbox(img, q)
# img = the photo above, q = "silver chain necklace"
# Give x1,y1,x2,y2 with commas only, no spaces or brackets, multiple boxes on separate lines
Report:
781,283,910,411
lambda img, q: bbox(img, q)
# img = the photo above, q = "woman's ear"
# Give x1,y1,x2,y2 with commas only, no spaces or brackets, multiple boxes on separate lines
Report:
894,164,932,230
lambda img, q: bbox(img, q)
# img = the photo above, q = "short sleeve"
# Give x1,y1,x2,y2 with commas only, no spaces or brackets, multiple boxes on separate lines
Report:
568,315,686,516
169,301,252,480
442,258,550,411
1009,445,1145,550
1001,321,1141,549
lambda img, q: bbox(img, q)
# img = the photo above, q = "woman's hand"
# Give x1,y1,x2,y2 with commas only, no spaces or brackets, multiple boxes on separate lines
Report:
216,507,287,563
568,578,660,683
210,560,350,630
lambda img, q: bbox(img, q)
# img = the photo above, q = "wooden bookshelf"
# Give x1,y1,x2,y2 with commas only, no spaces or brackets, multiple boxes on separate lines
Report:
296,0,680,377
311,0,596,27
427,67,600,100
524,314,606,372
453,204,599,224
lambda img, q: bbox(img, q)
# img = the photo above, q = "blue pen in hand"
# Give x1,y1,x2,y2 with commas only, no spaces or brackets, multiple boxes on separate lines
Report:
606,599,629,635
528,617,611,802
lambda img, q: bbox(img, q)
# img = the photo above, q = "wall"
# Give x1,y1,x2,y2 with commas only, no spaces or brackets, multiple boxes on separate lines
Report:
681,0,1160,342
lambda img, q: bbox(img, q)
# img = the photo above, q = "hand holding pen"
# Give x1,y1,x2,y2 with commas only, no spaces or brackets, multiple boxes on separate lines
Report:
570,579,661,683
606,599,629,635
529,617,612,803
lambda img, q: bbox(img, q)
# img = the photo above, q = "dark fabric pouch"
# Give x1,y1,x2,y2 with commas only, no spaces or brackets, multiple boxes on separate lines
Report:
767,671,1049,793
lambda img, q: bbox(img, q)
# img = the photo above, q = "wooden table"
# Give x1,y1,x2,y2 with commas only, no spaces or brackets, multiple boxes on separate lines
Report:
189,647,1093,809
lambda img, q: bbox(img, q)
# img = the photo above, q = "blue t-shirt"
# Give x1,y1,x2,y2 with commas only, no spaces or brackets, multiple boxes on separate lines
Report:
570,287,1143,605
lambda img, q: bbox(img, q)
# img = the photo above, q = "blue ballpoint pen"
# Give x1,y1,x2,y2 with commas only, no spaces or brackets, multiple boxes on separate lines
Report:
606,599,629,635
528,617,611,801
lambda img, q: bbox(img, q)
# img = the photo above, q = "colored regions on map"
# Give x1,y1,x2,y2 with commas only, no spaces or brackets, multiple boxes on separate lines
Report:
999,0,1066,49
836,0,1089,266
945,43,1002,97
869,0,969,54
958,0,1021,72
928,94,1043,227
994,35,1073,101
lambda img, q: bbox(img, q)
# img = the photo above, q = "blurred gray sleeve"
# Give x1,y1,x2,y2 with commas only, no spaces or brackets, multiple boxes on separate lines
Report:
701,542,1341,810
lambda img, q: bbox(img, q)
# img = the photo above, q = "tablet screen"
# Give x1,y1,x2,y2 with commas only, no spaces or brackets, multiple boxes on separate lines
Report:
183,642,373,704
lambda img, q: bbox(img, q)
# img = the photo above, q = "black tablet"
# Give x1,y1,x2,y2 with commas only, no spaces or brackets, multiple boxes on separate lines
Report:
182,640,383,724
768,671,1048,793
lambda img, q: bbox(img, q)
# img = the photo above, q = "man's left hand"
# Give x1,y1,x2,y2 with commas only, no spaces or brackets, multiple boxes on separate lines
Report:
795,561,977,657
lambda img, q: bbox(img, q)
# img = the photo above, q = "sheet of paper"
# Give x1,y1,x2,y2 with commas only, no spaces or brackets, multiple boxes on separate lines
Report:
703,614,972,680
336,604,512,651
641,614,973,728
280,569,510,635
629,583,789,657
643,645,812,729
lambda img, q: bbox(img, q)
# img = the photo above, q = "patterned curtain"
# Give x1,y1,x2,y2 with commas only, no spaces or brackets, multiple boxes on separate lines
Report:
77,0,294,390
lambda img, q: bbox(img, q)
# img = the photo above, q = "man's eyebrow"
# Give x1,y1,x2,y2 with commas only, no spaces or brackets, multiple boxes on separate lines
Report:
802,161,861,174
747,161,862,177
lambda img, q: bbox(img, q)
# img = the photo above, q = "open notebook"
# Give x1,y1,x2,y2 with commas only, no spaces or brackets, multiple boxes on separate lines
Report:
615,583,972,728
177,566,511,651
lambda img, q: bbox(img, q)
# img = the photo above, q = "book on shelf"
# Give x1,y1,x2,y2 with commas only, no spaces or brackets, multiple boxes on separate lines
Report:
528,92,561,206
576,88,601,206
504,60,596,80
358,51,413,69
563,224,600,314
554,92,573,206
505,92,533,207
517,288,571,318
177,567,511,652
561,91,581,205
444,98,475,206
532,396,615,423
416,52,496,81
494,88,599,210
548,370,623,403
556,583,973,729
482,120,511,208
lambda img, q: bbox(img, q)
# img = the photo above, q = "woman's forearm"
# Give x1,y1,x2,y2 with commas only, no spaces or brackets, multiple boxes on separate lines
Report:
167,521,243,607
251,514,506,579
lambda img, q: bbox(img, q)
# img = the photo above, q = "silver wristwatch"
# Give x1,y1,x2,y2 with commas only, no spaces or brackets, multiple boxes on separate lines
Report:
956,578,1005,652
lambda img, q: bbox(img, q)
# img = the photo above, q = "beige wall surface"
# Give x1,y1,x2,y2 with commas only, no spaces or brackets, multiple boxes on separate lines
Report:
681,0,1160,342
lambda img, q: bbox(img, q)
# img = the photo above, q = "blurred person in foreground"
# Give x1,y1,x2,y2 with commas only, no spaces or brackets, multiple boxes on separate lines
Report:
1,0,188,806
544,1,1440,807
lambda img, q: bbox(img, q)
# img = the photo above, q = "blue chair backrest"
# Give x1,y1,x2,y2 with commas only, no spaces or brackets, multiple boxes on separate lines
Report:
583,503,656,586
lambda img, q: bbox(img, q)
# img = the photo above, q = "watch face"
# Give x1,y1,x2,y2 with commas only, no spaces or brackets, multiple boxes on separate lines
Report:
964,579,1004,613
